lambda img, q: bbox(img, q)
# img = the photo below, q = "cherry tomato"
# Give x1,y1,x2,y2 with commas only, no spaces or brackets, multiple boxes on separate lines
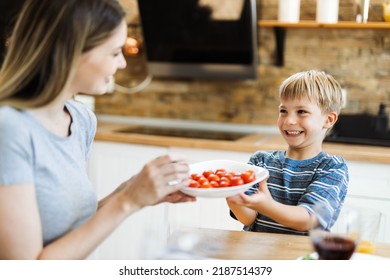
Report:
188,179,200,188
197,176,208,185
218,180,230,187
230,175,244,186
207,174,220,182
202,170,214,178
210,181,220,188
219,176,230,185
241,170,255,183
219,176,230,182
224,172,235,180
200,182,212,188
215,169,226,177
191,174,202,181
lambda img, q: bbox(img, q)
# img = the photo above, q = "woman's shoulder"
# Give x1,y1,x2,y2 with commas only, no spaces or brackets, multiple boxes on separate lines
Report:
0,105,21,118
0,106,32,149
0,106,28,132
66,99,96,128
66,99,95,118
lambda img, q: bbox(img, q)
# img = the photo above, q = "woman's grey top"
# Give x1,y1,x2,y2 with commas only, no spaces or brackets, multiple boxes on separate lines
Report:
0,100,98,245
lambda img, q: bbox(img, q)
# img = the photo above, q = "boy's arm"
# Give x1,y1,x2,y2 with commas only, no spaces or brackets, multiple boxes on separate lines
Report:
250,200,312,231
226,199,257,226
229,158,348,232
227,179,312,231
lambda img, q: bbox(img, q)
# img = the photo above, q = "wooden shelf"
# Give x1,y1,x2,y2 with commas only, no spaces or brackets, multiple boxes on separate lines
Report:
258,20,390,66
258,20,390,29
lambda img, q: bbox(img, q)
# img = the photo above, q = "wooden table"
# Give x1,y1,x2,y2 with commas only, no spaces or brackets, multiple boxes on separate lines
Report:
168,228,390,260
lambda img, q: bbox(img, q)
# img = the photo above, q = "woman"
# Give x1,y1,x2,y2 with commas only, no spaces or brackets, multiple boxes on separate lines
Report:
0,0,195,259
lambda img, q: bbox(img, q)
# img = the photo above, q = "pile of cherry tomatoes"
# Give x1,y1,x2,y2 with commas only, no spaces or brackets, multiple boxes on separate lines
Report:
189,168,256,188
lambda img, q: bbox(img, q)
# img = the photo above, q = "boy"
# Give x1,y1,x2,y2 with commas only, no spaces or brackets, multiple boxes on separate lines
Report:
227,70,349,235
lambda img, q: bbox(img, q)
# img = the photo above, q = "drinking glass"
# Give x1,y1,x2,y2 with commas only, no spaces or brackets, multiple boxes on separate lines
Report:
309,204,361,260
356,207,382,254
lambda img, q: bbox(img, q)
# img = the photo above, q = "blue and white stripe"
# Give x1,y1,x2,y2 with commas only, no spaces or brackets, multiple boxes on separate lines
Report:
243,150,349,235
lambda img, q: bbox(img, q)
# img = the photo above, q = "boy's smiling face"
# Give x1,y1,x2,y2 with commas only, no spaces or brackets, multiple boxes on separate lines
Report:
277,96,336,159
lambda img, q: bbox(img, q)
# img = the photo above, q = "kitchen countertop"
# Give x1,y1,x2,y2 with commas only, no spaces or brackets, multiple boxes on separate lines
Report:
95,115,390,164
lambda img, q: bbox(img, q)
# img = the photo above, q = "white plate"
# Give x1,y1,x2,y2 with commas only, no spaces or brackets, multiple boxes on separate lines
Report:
181,160,269,198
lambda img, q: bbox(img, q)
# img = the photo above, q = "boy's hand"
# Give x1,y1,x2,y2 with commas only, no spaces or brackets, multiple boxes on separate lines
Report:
226,178,272,208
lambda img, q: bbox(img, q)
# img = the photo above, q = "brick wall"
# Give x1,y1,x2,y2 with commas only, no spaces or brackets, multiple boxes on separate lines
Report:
94,0,390,125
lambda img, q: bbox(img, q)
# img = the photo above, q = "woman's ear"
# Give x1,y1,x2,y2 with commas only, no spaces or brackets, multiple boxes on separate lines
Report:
324,111,338,128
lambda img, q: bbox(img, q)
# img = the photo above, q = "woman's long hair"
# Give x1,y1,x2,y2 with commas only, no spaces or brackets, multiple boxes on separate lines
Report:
0,0,125,108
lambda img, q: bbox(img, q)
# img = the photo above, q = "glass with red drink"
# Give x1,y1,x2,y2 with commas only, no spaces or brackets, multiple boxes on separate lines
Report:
309,205,361,260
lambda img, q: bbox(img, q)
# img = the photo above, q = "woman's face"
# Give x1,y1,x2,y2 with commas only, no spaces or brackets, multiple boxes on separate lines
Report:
70,20,127,95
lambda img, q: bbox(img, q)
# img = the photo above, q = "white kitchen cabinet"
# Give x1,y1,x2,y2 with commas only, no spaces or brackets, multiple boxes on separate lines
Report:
344,161,390,243
87,141,169,259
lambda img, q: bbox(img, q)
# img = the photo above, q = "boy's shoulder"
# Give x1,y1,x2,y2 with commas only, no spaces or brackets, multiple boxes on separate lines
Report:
252,150,282,157
319,152,347,165
250,150,283,161
316,153,349,176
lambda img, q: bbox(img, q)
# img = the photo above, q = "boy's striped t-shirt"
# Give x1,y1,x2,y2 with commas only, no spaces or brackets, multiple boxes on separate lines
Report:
241,150,349,235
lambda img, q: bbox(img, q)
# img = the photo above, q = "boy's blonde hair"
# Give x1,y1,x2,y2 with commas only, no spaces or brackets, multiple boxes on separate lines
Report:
279,70,344,114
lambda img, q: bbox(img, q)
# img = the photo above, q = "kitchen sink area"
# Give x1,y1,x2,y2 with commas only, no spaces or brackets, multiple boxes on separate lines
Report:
114,126,249,141
96,114,280,143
